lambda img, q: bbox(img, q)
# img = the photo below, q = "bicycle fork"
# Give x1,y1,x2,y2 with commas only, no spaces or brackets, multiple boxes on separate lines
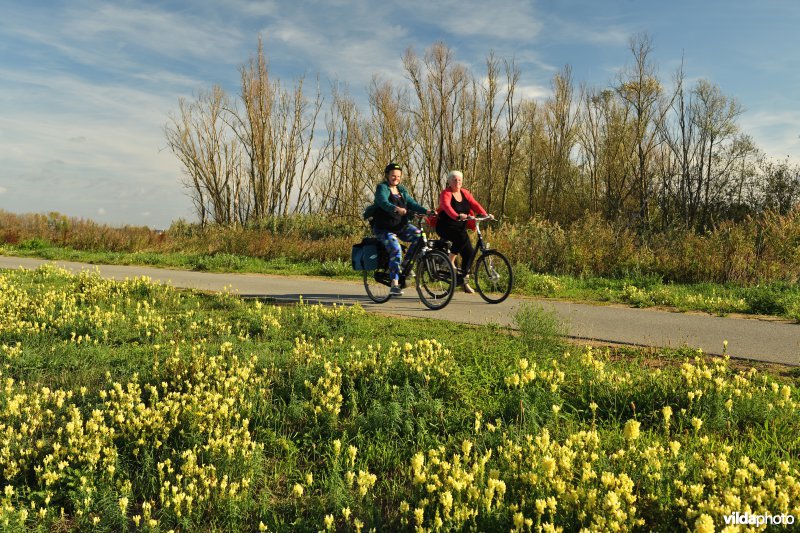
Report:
399,239,423,281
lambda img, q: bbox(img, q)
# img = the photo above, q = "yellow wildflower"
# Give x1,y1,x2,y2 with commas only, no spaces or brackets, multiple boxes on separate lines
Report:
623,419,641,442
694,513,714,533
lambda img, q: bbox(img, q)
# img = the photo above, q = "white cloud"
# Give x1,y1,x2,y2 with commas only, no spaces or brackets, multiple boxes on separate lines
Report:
1,2,246,74
97,208,107,216
401,0,544,41
0,65,188,227
740,110,800,162
259,3,412,88
0,187,7,195
561,23,630,46
517,83,552,101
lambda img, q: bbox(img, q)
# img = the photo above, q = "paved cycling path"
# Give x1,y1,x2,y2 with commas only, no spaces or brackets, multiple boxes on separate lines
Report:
2,256,798,366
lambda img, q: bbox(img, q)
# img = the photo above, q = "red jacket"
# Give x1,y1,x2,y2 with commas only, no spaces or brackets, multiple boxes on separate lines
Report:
434,187,487,230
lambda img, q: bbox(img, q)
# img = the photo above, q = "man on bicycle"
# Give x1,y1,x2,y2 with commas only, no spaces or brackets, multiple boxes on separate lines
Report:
367,163,433,296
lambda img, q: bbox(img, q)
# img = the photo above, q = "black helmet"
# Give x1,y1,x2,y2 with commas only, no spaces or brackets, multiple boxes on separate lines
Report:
384,162,402,175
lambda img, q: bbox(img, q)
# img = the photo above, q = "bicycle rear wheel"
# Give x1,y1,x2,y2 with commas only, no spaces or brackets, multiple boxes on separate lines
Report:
473,250,513,303
364,267,392,303
416,249,456,310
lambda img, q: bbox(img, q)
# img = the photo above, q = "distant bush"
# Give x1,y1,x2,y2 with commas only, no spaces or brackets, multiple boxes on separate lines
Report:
17,237,50,250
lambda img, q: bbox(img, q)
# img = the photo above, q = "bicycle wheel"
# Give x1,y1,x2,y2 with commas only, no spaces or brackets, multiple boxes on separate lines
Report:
364,267,392,303
418,251,453,302
416,249,456,310
473,250,513,304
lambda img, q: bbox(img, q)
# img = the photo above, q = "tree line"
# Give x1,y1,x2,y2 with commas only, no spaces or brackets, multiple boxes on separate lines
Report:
165,35,800,231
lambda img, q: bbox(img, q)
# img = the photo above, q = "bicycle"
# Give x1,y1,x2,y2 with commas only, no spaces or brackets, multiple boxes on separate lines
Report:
362,214,457,310
465,215,514,303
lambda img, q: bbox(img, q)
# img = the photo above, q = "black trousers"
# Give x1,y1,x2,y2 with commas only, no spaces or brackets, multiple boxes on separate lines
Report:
436,225,475,278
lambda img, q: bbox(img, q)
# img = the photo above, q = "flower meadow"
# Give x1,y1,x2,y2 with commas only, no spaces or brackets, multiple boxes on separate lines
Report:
0,266,798,532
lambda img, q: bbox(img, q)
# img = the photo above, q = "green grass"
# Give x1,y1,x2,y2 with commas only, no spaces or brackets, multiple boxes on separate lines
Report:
1,266,799,531
1,244,362,279
4,243,800,321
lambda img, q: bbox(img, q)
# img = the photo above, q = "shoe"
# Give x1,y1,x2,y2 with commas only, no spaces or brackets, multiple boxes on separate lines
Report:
462,277,475,294
390,285,404,296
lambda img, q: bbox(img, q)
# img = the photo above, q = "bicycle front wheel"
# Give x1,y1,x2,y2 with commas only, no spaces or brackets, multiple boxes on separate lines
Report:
474,250,513,303
416,249,456,310
364,267,392,303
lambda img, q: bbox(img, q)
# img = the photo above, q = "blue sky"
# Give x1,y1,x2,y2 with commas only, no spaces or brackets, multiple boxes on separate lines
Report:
1,0,798,228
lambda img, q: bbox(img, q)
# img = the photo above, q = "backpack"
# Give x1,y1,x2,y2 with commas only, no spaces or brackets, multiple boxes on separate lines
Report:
363,204,378,221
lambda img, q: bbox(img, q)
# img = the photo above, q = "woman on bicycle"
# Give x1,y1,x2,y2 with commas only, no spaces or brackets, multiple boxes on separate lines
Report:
371,162,432,296
435,170,492,293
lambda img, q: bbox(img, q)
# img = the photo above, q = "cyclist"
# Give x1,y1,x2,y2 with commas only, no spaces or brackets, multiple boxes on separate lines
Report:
367,163,433,296
435,170,492,293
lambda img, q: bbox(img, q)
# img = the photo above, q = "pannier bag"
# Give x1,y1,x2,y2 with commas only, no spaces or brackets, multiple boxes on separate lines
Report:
351,237,382,271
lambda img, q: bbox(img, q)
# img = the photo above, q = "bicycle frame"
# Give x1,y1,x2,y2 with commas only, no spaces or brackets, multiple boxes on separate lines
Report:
398,214,447,285
471,215,491,255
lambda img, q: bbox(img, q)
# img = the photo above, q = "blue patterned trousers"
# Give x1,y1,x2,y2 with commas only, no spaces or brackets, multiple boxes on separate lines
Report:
373,224,421,281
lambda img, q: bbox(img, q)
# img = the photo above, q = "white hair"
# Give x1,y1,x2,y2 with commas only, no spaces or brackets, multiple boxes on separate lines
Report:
447,170,463,182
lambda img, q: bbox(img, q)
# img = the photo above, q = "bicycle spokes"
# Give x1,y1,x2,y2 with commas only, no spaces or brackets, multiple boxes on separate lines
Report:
474,250,513,304
483,257,501,283
416,249,456,309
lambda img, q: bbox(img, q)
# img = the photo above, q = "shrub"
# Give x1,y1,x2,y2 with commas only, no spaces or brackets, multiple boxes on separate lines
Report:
17,237,50,250
512,302,568,356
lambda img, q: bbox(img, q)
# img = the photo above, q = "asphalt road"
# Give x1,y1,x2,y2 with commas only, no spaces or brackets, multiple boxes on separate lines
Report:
2,255,798,366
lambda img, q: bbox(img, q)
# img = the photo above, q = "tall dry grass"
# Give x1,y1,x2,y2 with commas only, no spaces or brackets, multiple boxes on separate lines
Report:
477,210,800,284
2,209,799,284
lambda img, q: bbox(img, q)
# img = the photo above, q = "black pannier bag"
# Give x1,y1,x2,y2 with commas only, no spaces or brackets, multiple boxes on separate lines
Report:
351,237,383,271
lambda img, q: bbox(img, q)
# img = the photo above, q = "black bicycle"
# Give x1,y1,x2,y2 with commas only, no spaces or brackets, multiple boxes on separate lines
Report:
467,215,514,303
363,214,456,310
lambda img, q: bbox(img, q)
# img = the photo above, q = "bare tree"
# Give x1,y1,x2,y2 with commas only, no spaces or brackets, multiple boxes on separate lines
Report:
229,38,324,220
165,86,244,225
498,58,523,218
403,43,477,205
481,51,502,211
541,66,580,220
690,79,744,227
318,85,368,217
615,33,674,229
519,99,545,218
659,65,751,228
579,87,637,219
365,78,417,189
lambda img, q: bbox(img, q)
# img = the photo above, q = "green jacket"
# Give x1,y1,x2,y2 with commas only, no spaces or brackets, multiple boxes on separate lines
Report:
364,182,427,230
